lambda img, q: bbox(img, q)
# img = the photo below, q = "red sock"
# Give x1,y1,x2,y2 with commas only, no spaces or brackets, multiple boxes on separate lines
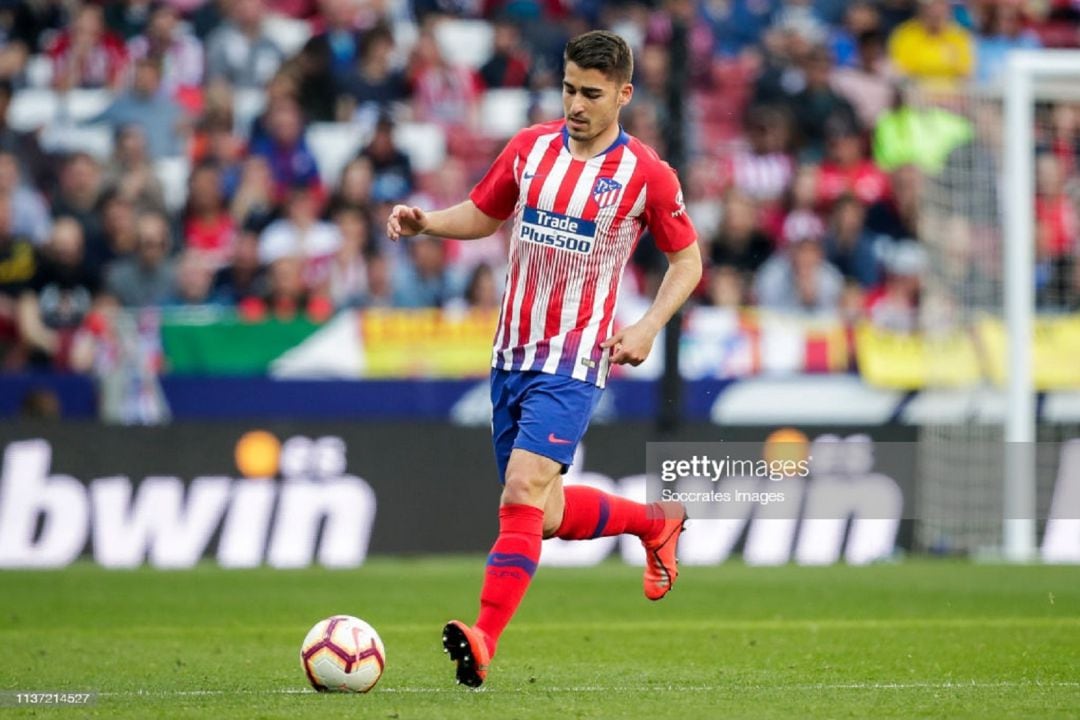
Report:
474,503,544,658
554,486,664,541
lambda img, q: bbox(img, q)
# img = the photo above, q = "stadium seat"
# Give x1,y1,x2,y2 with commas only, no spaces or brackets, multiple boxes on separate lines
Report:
433,19,494,69
393,121,446,174
232,88,267,138
155,156,192,214
306,122,371,187
8,88,58,131
479,89,530,139
63,89,113,123
263,14,313,57
40,123,114,161
24,55,53,88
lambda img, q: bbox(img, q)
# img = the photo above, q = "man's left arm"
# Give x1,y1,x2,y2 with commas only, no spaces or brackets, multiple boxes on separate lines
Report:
602,241,702,366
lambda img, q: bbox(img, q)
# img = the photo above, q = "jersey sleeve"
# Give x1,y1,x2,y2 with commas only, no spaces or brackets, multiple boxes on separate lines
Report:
643,161,697,253
469,136,521,221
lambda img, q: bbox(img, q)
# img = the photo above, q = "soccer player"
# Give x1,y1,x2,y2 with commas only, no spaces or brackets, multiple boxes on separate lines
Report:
386,30,702,688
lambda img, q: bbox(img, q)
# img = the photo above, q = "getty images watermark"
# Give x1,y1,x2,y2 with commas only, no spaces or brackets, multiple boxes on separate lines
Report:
645,434,909,520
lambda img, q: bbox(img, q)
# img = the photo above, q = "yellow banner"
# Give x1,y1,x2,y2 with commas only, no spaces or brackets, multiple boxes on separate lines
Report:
855,323,981,389
978,315,1080,390
360,309,499,378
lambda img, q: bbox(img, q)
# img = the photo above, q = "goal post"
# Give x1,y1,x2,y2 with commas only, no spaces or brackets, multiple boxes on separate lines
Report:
912,50,1080,561
1003,50,1080,561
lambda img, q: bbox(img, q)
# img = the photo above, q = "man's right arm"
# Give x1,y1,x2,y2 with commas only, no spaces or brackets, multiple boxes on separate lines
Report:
386,200,504,242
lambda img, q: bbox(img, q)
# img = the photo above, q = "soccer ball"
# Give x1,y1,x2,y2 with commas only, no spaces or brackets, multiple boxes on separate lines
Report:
300,615,386,692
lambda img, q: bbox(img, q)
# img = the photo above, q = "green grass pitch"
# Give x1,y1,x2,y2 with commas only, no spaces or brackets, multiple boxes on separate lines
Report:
1,559,1078,718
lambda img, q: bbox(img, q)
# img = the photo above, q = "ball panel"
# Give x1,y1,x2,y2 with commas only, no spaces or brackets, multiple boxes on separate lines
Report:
300,615,385,693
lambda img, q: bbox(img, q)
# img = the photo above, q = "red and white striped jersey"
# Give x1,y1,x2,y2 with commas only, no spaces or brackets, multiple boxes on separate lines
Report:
470,120,697,388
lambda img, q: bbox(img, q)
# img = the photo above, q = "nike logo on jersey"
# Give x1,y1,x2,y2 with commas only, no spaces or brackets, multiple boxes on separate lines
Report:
548,433,574,445
523,171,536,180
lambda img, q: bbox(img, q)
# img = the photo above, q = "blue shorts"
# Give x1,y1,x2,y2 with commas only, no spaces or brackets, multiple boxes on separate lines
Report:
490,369,604,484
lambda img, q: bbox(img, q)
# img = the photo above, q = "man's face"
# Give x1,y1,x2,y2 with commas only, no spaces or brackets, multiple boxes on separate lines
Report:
562,61,631,144
920,0,949,31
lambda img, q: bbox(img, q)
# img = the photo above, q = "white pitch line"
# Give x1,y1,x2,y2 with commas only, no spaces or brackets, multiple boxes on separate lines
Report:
94,681,1080,698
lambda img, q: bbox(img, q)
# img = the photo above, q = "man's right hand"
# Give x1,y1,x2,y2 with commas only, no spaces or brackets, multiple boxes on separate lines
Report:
386,205,428,241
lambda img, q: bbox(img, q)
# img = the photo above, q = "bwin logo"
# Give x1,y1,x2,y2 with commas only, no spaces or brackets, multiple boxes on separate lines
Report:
0,436,377,569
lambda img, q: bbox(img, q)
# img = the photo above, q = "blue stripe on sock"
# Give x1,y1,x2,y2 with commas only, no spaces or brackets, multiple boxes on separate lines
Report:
486,552,537,576
589,495,611,539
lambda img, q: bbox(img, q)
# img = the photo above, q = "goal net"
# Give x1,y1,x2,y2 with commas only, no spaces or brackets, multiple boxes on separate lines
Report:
909,53,1080,558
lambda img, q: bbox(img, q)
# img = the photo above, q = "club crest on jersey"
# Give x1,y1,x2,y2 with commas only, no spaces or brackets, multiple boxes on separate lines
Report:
592,177,623,208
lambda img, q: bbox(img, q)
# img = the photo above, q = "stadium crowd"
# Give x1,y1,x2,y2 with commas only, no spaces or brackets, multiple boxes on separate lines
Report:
0,0,1079,372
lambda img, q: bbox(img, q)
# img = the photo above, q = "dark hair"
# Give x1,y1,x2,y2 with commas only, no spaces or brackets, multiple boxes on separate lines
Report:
564,30,633,85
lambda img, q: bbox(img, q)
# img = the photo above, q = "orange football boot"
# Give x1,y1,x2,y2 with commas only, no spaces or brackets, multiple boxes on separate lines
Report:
641,501,687,600
442,620,491,688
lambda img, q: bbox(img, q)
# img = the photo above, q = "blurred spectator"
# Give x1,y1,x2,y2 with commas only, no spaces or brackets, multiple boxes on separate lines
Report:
328,157,374,211
865,240,925,331
245,255,332,321
720,104,794,207
754,232,844,314
0,2,36,80
461,262,499,311
360,252,393,308
828,1,881,67
392,235,457,308
706,265,747,308
787,44,858,161
776,164,825,243
103,125,168,214
53,153,106,266
1035,153,1078,262
194,114,246,194
17,218,99,369
291,38,338,124
360,116,414,204
873,87,974,173
47,4,129,91
211,227,267,304
408,27,480,130
308,0,365,83
816,115,890,209
258,184,341,290
888,0,974,84
98,189,139,261
0,81,49,191
90,57,188,159
481,20,533,89
823,194,881,287
267,0,318,19
0,151,50,246
230,156,277,229
866,164,922,241
975,1,1041,86
1042,103,1080,178
249,97,322,199
831,30,896,128
327,204,370,307
709,190,773,278
683,158,725,244
337,24,408,121
183,162,236,266
205,0,285,89
0,192,36,366
105,0,154,40
770,0,830,53
104,211,177,306
704,0,779,57
127,2,205,97
165,250,216,306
